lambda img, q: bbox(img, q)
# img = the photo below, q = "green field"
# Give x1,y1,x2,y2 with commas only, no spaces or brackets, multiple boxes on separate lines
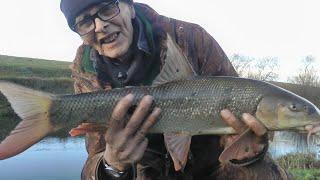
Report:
276,153,320,179
0,55,71,79
0,55,74,92
289,169,320,180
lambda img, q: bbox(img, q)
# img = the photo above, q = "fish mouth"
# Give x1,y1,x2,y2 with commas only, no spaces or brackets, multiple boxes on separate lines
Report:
306,124,320,146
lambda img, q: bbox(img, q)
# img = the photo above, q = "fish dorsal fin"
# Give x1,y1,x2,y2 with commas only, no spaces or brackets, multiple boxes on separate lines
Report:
164,132,191,171
152,34,197,86
219,129,263,165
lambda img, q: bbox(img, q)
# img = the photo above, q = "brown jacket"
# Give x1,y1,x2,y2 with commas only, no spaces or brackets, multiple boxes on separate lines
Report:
70,3,290,180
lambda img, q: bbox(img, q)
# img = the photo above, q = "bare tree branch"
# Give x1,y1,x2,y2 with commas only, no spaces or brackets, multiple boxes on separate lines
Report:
288,56,320,87
230,54,279,81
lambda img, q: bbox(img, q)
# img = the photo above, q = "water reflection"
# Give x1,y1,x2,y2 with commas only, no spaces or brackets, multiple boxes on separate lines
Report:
269,132,320,159
0,137,87,180
0,133,319,180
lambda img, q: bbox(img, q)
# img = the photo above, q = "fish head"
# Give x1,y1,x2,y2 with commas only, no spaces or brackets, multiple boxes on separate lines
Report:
256,90,320,134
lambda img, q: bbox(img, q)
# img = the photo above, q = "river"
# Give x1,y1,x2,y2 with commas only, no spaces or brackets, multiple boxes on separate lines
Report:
0,138,87,180
0,133,319,180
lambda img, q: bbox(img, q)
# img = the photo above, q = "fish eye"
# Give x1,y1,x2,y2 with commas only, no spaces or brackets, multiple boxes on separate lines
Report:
289,104,298,111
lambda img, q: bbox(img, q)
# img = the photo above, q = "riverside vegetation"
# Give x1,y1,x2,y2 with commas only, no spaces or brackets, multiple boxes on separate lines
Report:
0,55,319,179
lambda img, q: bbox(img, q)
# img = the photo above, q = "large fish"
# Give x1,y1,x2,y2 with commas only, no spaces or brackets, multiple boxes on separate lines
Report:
0,76,320,170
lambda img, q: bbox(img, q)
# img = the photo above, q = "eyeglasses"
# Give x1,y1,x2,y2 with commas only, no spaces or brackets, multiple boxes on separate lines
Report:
73,0,120,36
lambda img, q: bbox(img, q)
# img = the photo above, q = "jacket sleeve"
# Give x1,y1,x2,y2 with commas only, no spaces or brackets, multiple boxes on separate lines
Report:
213,154,292,180
188,23,238,77
81,152,134,180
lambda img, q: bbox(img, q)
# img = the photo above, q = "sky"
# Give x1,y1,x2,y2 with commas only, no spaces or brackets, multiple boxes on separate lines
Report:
0,0,319,81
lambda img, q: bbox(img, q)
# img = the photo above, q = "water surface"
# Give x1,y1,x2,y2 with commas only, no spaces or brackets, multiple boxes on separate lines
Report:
0,138,87,180
0,133,319,180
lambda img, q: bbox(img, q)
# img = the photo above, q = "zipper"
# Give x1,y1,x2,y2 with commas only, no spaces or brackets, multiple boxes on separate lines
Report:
117,71,127,88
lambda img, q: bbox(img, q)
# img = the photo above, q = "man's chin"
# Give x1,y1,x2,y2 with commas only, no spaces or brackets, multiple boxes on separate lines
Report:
100,49,125,59
100,45,128,58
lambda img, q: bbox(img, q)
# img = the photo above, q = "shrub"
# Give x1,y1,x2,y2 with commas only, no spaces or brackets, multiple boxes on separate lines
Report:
276,153,319,169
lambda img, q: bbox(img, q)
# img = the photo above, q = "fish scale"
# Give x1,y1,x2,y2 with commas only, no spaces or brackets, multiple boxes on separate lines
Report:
149,77,265,134
49,77,268,134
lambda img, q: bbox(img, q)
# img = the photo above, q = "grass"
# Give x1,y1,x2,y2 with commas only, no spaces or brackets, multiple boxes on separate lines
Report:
0,55,71,79
1,77,74,94
276,153,320,169
276,153,320,180
0,55,74,93
289,169,320,180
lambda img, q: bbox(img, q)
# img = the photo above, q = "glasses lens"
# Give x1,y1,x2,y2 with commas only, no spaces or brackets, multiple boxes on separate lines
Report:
75,18,94,35
98,2,120,21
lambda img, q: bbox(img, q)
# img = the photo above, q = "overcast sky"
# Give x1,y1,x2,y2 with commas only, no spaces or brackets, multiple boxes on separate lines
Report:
0,0,319,81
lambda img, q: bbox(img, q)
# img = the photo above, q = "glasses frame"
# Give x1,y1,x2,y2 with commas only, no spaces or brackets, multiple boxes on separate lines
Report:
73,0,120,36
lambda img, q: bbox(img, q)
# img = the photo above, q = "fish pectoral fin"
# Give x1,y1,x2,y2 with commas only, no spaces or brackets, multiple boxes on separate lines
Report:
219,129,258,165
69,123,107,137
164,132,191,171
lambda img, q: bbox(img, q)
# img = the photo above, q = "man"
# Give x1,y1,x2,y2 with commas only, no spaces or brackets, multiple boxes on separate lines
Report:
60,0,290,179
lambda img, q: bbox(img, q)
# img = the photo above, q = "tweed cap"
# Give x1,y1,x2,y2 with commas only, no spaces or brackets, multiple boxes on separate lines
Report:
60,0,133,29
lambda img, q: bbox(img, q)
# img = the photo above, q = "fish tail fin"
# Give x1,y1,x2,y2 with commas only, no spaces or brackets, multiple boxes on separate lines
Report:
0,81,58,160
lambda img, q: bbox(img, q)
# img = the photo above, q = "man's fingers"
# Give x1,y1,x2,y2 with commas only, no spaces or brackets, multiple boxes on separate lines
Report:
119,108,161,160
221,109,246,133
124,95,154,135
220,109,267,136
130,138,149,162
106,94,134,142
242,113,267,136
139,107,161,133
110,94,135,128
119,138,148,162
134,107,161,142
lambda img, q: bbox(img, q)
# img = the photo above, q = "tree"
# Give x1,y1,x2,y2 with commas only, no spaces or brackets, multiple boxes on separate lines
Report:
288,56,320,87
230,54,279,81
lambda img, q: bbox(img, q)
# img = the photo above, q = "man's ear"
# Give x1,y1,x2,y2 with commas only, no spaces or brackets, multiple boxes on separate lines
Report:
82,39,89,45
82,37,90,45
130,5,136,19
81,33,96,45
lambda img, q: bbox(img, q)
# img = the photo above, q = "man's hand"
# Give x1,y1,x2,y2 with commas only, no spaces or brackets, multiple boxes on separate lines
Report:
220,109,268,161
103,94,161,171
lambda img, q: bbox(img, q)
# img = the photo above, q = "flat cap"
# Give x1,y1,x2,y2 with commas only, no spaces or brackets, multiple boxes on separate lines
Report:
60,0,133,29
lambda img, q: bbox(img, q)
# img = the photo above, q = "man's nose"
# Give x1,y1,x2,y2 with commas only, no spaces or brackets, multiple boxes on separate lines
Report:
95,18,109,33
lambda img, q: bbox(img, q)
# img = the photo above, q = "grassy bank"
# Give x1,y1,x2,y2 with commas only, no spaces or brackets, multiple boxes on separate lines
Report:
0,55,74,93
0,55,71,78
289,169,320,180
276,153,320,179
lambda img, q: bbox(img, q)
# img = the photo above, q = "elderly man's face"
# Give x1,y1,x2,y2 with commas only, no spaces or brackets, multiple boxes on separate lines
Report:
75,1,135,58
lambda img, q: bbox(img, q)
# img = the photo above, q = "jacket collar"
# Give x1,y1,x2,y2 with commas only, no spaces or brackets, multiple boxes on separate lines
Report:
135,16,151,55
